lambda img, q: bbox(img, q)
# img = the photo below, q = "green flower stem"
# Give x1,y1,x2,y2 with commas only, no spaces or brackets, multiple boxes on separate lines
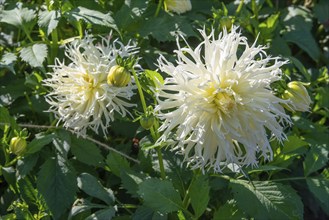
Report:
50,29,59,64
131,69,166,179
236,0,244,14
154,0,164,17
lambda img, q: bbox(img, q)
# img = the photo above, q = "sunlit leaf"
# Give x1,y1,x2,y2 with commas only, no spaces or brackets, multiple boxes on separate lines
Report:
19,44,48,67
38,9,60,35
230,180,303,219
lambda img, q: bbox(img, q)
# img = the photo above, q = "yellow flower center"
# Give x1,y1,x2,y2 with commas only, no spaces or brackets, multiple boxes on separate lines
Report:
205,83,236,114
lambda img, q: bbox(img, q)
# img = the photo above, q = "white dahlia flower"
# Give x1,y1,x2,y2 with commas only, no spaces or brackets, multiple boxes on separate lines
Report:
43,34,138,135
164,0,192,14
155,26,291,172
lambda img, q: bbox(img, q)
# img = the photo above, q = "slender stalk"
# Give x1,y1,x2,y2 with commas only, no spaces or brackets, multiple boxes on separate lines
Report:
236,0,244,14
154,0,164,17
271,177,306,182
131,69,166,179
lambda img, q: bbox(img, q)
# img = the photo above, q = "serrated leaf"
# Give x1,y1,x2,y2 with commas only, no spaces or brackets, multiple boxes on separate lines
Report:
17,178,38,204
17,154,39,178
189,175,210,218
66,6,118,32
38,10,60,35
26,133,56,155
213,199,246,220
37,156,77,219
70,136,104,167
132,206,167,220
0,4,35,28
106,152,130,176
53,129,71,158
120,170,145,197
69,201,107,220
77,173,115,205
230,180,303,219
19,44,48,67
137,178,183,214
1,52,17,65
306,177,329,215
303,144,328,176
85,207,116,220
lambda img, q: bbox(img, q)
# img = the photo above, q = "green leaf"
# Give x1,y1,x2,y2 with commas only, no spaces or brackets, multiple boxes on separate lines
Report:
1,52,17,65
68,200,107,220
213,199,246,220
1,166,17,193
314,0,329,24
26,133,56,155
132,206,167,220
65,6,118,32
282,135,309,154
139,12,195,42
0,106,19,130
17,177,38,204
230,179,303,219
0,4,35,28
306,177,329,215
77,173,115,205
38,10,60,35
0,52,17,74
120,170,146,197
85,207,116,220
303,144,328,176
52,129,71,158
19,44,48,68
106,152,130,176
17,154,39,178
70,136,104,167
288,56,311,81
284,30,320,62
37,156,77,219
189,175,210,218
138,178,183,214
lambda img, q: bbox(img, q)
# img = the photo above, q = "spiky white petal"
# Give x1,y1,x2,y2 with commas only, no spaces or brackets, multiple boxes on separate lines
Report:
43,34,138,136
155,26,291,172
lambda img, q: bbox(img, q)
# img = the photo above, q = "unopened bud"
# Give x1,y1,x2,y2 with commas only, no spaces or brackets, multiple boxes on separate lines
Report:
282,81,311,112
140,115,155,130
107,65,131,87
10,137,27,156
164,0,192,14
220,16,232,30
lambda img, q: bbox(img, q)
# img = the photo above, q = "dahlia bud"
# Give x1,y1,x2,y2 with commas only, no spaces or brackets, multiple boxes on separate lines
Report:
140,115,155,130
220,16,232,30
107,65,131,87
10,137,27,156
164,0,192,14
282,81,312,112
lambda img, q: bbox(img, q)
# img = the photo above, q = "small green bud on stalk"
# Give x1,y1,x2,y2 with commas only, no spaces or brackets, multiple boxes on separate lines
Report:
10,137,27,156
220,16,232,30
282,81,311,112
107,65,131,87
140,115,155,130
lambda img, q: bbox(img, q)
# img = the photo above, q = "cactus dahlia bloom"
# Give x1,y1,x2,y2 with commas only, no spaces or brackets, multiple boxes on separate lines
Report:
155,26,292,172
43,34,138,135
